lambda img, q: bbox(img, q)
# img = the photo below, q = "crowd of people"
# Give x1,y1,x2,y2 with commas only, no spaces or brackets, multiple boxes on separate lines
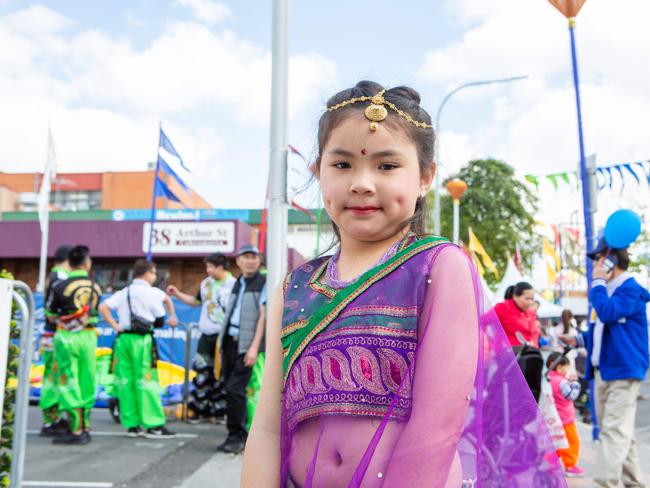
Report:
40,242,266,453
492,238,649,486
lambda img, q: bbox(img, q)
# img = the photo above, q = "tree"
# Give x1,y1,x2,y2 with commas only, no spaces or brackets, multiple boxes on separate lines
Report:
436,159,539,285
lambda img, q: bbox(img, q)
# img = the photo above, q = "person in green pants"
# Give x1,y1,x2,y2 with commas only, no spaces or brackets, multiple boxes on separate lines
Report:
99,259,178,438
47,245,102,445
40,244,72,436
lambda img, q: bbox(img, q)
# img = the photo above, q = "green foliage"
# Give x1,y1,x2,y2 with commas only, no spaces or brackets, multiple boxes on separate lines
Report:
435,159,539,285
629,230,650,273
0,269,18,486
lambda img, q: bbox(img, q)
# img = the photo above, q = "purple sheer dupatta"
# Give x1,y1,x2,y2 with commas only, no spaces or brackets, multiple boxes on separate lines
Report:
280,244,567,488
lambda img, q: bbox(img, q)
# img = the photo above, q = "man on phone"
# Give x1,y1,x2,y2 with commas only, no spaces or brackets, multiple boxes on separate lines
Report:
563,237,649,487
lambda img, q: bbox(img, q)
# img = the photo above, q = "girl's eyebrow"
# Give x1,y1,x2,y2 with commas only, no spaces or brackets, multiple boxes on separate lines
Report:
327,148,355,158
327,148,403,159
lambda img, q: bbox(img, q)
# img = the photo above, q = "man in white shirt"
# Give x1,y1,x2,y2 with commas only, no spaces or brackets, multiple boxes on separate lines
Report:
99,259,178,438
167,253,236,421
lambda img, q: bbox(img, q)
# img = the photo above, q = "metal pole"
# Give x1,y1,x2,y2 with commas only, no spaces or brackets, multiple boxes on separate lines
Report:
9,281,35,488
267,0,289,292
182,323,192,421
452,199,460,244
568,19,593,289
432,75,528,235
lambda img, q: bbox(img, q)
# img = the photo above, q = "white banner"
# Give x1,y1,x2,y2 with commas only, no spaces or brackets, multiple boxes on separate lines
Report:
142,221,236,254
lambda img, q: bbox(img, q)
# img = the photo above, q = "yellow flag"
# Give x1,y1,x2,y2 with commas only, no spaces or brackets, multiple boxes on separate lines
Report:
471,250,485,277
542,237,561,270
468,227,499,278
546,261,557,286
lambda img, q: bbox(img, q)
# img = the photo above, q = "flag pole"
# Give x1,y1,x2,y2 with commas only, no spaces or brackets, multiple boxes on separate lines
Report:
36,183,49,293
267,0,289,292
568,17,594,289
37,128,55,292
146,123,162,262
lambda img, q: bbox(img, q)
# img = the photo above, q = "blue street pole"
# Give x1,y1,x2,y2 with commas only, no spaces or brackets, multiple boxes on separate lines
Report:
568,16,599,440
568,18,593,288
146,124,162,262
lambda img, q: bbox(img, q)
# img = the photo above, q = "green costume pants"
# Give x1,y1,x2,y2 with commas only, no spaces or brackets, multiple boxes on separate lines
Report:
54,329,97,432
114,333,165,430
246,352,265,430
39,347,60,423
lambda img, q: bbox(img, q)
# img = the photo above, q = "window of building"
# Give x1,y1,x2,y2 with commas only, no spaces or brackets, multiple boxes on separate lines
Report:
50,191,102,211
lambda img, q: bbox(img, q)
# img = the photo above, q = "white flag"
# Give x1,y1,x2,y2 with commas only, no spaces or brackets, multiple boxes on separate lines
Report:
38,127,56,232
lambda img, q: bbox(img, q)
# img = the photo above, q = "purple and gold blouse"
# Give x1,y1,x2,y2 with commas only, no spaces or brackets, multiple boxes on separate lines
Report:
281,244,440,430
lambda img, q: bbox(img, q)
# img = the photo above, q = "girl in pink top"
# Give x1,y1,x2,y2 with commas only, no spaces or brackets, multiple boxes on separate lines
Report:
547,352,585,477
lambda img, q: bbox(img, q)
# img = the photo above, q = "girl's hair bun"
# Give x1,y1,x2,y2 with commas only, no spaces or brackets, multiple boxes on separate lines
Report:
387,86,422,106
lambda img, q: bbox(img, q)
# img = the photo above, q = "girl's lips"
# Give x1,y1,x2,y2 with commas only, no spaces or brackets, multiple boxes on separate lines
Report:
346,206,380,215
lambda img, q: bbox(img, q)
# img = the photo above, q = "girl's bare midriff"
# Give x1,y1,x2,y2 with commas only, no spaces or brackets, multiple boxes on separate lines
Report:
288,416,462,488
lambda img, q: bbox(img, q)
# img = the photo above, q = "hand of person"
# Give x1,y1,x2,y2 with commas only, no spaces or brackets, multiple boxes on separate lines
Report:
166,285,178,296
593,257,611,281
243,346,259,367
112,322,124,333
558,335,577,347
168,315,179,327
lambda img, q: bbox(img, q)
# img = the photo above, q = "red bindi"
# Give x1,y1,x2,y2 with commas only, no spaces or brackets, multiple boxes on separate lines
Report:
361,148,367,155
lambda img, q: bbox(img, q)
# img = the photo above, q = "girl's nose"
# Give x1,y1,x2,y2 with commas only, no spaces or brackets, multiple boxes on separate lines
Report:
349,174,375,195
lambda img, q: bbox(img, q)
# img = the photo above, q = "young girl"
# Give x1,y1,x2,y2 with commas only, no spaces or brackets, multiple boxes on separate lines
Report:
242,81,566,487
546,352,584,477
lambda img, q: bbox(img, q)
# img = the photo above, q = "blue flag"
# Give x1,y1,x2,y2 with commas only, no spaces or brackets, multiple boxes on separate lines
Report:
160,128,190,172
157,155,190,194
154,177,186,206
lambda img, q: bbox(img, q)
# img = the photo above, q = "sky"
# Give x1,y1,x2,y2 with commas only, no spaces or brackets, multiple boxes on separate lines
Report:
1,0,649,232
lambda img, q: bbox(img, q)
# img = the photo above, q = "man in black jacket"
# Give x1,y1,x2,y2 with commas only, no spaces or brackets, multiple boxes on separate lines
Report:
217,245,266,453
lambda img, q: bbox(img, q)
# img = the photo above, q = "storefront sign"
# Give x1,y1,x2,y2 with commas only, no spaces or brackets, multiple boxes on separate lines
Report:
113,208,250,222
142,221,235,254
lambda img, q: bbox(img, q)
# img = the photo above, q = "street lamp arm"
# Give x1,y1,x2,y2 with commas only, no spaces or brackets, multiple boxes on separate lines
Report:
434,76,529,130
432,74,528,235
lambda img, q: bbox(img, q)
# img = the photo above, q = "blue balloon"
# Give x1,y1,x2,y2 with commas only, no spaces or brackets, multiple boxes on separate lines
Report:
604,209,642,249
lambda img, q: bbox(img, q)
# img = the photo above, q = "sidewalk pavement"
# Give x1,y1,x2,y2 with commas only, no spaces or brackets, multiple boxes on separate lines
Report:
566,421,650,487
183,422,650,488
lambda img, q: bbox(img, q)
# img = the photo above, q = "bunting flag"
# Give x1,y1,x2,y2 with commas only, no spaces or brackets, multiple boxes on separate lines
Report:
524,159,650,192
542,237,561,270
159,128,190,172
468,227,499,278
288,144,307,162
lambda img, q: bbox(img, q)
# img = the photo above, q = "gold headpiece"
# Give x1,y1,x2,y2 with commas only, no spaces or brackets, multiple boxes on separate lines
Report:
327,89,433,132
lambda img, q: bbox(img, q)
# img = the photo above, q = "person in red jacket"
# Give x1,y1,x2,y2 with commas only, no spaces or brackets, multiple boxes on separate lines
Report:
494,281,540,347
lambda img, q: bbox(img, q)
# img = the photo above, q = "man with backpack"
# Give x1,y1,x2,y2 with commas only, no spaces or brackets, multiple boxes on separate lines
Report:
99,259,178,438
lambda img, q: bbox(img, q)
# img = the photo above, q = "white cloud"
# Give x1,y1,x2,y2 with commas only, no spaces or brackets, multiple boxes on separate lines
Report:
0,5,336,207
175,0,231,24
418,0,650,224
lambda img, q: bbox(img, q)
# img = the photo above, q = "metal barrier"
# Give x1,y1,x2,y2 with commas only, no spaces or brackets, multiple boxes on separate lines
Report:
6,281,35,488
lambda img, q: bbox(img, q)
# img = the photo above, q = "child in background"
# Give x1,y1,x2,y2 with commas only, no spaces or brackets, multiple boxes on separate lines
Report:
547,352,584,477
